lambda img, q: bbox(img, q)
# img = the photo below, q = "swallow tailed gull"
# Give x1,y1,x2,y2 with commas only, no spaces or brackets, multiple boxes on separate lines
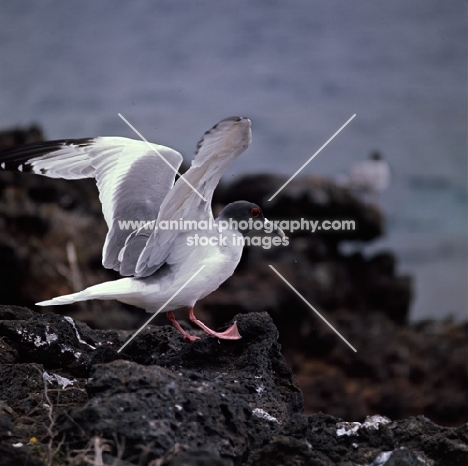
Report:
0,117,283,342
348,151,390,203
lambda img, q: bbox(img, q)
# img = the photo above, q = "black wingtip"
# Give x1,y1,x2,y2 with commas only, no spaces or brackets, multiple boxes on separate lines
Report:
0,137,95,173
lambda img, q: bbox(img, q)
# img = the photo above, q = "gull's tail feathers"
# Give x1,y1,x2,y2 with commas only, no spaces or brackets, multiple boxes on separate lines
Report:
37,292,86,306
36,278,139,307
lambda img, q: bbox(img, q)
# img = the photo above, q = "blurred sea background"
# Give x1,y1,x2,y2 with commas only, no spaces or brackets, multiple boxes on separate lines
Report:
0,0,466,321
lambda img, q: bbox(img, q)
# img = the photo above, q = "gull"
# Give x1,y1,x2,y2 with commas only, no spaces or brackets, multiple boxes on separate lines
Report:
0,117,283,342
347,151,390,204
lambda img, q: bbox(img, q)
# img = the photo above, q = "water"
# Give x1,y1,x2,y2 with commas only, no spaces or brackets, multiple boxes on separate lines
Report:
0,0,466,320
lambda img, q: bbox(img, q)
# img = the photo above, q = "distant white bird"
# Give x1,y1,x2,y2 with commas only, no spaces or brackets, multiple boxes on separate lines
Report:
0,117,283,342
348,152,390,203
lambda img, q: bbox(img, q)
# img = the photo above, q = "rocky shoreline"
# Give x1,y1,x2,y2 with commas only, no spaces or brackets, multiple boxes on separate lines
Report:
1,306,467,466
0,126,467,465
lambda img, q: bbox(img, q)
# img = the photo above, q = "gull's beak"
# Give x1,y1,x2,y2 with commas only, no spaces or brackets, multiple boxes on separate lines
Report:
265,218,285,239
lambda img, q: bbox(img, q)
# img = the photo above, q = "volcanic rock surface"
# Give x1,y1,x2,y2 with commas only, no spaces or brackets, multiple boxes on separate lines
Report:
1,306,467,465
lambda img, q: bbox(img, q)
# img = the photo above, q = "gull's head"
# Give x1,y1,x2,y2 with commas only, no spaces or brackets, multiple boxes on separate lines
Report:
216,200,285,238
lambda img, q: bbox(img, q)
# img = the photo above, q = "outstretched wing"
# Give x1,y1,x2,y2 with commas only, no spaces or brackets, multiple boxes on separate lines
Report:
134,116,252,277
0,137,183,272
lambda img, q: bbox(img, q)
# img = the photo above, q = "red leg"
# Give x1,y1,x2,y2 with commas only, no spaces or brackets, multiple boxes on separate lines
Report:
188,307,241,340
167,311,200,343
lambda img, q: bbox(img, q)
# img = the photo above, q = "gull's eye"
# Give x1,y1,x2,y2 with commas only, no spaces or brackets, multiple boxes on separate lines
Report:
250,207,261,218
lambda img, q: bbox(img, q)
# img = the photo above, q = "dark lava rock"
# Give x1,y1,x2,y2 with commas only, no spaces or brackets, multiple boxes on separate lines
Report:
0,414,13,441
219,173,383,242
0,125,43,150
1,305,467,465
0,444,46,466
